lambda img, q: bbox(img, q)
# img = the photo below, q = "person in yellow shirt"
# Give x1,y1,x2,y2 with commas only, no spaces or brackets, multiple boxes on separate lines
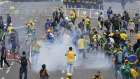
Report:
65,47,76,74
32,39,41,64
26,19,35,35
77,35,85,59
93,31,101,53
85,16,91,34
120,31,127,45
137,31,140,40
69,10,76,24
8,23,13,34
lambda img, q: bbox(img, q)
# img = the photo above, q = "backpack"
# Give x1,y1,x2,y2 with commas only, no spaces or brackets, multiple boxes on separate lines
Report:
78,22,84,29
21,57,27,67
116,52,124,64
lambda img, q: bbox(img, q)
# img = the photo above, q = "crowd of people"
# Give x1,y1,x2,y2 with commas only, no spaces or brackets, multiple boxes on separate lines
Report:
0,5,140,79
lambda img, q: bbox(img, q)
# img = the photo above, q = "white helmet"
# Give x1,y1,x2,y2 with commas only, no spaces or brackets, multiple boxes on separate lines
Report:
10,23,12,26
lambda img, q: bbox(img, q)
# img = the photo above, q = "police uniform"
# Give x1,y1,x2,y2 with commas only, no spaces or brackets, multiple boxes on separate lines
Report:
63,0,68,8
71,0,76,8
98,0,103,10
76,0,81,8
67,0,71,8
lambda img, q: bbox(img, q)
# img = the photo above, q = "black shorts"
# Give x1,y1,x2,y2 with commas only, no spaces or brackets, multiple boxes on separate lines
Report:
130,29,134,32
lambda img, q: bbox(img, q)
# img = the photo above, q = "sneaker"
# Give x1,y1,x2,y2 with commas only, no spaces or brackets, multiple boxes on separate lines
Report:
7,66,11,70
0,67,3,70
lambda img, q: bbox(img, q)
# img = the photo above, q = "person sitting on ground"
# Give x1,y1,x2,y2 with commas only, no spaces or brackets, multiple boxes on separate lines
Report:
36,64,50,79
92,71,103,79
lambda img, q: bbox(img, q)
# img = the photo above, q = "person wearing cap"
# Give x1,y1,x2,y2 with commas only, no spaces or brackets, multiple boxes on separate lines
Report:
45,19,51,32
128,19,135,37
36,64,50,79
7,23,13,34
92,71,103,79
46,29,54,42
66,73,72,79
65,47,76,74
112,30,121,47
121,59,131,79
32,39,41,64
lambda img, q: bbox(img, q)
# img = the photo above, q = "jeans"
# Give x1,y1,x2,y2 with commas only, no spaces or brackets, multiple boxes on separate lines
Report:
67,62,73,74
19,67,27,79
1,56,10,68
80,28,84,36
79,49,85,59
11,40,17,50
124,21,128,30
115,64,122,79
32,51,40,64
6,22,10,30
59,14,64,22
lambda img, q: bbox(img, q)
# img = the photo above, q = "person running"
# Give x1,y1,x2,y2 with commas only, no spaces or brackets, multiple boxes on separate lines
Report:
52,9,59,23
128,19,135,37
77,35,86,59
92,71,103,79
120,30,127,45
17,51,31,79
135,47,140,67
85,16,91,34
0,42,10,69
93,31,101,53
58,7,64,22
9,30,18,59
36,64,50,79
26,19,35,35
32,39,41,64
65,47,76,74
112,47,124,79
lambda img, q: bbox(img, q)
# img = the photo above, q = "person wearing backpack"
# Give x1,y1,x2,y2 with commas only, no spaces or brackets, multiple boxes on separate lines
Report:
93,31,101,53
112,47,124,79
17,51,31,79
36,64,50,79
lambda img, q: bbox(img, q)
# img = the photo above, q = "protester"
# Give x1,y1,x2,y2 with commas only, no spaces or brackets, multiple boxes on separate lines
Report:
128,19,135,37
92,71,103,79
17,51,31,79
65,47,76,74
45,19,51,32
93,31,101,53
0,16,4,30
36,64,50,79
133,14,139,33
52,9,59,23
0,42,10,69
58,7,64,22
32,39,41,64
112,46,124,79
98,12,104,30
85,16,91,34
66,73,72,79
6,14,11,30
107,7,113,19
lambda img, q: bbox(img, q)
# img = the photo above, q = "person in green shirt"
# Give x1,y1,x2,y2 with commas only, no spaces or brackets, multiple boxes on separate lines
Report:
120,27,124,34
121,59,131,79
136,47,140,67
